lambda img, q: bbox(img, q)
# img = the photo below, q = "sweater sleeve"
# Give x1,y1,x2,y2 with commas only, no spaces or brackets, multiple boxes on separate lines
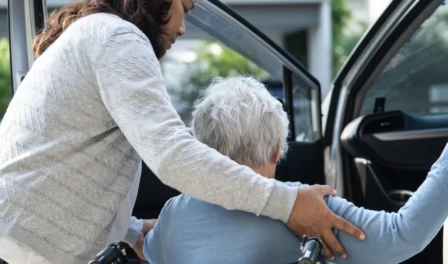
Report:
94,31,298,223
328,142,448,264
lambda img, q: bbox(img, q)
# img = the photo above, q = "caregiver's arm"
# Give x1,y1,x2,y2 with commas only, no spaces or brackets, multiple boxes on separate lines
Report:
93,29,363,257
288,143,448,264
94,31,294,221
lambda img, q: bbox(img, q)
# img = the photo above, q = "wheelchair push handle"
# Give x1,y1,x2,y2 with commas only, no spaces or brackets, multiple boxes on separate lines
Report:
89,242,129,264
298,235,325,264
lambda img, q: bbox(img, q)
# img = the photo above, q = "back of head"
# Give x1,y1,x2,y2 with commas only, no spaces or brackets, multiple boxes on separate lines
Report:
192,76,290,167
33,0,171,58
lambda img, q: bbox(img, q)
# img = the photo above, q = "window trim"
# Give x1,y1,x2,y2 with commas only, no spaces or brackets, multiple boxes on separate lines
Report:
8,0,47,92
283,67,295,139
186,0,322,140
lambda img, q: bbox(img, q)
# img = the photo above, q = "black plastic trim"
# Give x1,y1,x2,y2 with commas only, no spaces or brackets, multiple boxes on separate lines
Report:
7,0,13,95
33,0,46,32
341,111,448,170
283,66,295,140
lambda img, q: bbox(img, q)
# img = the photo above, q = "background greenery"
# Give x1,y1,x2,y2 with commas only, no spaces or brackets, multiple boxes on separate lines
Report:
0,38,11,120
173,0,368,107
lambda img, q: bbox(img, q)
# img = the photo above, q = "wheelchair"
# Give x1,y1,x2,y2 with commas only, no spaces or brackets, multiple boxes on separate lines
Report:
89,235,326,264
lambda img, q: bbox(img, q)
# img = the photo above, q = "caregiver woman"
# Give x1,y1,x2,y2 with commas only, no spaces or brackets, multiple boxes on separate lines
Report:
0,0,364,263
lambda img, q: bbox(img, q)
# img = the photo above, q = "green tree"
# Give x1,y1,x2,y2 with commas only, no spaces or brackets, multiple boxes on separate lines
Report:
287,0,368,77
332,0,351,75
333,19,368,76
0,38,12,120
332,0,368,76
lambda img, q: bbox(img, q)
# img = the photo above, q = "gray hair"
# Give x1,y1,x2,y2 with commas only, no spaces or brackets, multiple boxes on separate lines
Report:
192,76,290,167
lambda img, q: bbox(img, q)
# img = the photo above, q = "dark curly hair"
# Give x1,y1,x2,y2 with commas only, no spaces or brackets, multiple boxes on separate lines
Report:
32,0,172,58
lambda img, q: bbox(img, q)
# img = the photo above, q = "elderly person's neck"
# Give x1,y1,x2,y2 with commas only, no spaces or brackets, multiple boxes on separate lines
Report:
237,149,280,179
249,163,276,179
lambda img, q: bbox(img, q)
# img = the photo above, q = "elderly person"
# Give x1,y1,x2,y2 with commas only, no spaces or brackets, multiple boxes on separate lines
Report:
143,76,448,264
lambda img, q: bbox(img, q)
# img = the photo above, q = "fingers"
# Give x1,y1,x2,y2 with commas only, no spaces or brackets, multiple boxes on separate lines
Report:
331,213,366,240
313,184,337,196
321,241,335,261
298,229,335,261
135,251,148,262
320,229,347,259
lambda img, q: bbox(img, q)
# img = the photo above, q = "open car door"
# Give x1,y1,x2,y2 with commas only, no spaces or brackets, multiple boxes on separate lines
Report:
323,0,448,263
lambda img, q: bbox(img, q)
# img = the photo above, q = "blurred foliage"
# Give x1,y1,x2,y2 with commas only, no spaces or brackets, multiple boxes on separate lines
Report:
332,0,368,76
174,0,370,109
0,38,12,120
173,43,269,106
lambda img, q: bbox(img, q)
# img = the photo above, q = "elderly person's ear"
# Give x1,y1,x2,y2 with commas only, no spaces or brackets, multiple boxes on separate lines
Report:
271,140,281,164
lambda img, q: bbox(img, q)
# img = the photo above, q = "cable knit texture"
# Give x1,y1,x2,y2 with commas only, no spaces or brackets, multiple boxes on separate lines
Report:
0,13,298,263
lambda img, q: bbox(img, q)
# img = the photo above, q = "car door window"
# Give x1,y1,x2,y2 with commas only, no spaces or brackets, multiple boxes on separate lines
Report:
164,38,320,144
360,4,448,116
0,4,12,121
292,74,320,142
162,39,275,126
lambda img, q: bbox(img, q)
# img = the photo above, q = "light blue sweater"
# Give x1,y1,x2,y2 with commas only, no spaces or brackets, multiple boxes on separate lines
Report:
143,143,448,264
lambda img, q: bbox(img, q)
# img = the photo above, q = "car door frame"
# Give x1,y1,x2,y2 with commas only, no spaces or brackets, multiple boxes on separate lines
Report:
322,0,446,199
8,0,47,92
185,0,325,143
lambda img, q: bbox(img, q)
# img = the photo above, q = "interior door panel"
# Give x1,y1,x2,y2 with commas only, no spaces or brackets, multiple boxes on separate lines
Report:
133,164,180,219
340,110,448,263
276,141,325,185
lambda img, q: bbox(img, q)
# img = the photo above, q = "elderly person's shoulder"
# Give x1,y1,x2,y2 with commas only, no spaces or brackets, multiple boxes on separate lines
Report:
162,194,225,216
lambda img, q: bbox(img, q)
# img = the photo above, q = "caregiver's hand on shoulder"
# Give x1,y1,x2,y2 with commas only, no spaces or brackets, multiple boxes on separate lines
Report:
286,185,365,260
133,219,157,261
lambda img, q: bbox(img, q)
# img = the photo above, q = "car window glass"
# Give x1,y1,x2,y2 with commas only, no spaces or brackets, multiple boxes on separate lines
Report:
185,2,285,81
162,38,278,126
360,4,448,116
292,74,319,142
167,16,320,143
